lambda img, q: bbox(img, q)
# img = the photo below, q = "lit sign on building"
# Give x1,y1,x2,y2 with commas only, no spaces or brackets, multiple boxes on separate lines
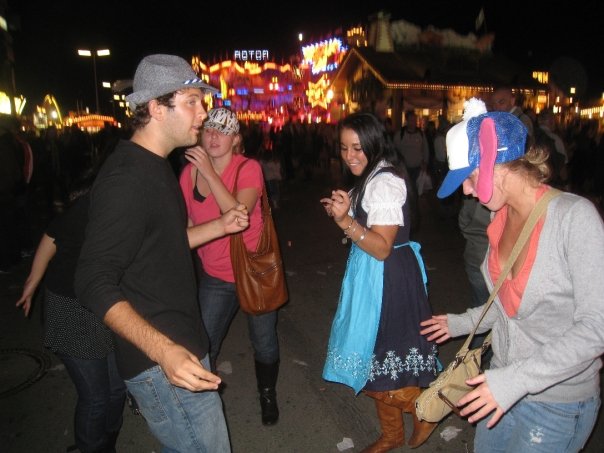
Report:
532,71,549,84
234,50,270,61
306,74,333,109
346,27,367,47
0,92,27,115
302,38,347,75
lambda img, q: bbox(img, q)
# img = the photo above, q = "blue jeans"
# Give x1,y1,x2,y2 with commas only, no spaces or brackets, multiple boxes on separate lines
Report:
474,396,601,453
57,351,126,453
199,272,279,368
124,355,230,453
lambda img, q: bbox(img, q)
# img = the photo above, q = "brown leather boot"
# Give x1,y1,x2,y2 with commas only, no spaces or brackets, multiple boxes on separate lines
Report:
383,387,438,448
360,398,404,453
407,416,437,449
394,387,436,448
384,387,421,412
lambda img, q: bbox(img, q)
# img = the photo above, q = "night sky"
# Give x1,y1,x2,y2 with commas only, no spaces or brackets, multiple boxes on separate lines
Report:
6,0,603,114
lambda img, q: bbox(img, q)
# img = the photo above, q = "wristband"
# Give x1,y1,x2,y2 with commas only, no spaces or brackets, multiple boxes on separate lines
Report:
342,217,354,232
354,227,368,243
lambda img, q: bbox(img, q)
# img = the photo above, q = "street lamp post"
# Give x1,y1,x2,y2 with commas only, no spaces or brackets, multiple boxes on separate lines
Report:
77,48,110,113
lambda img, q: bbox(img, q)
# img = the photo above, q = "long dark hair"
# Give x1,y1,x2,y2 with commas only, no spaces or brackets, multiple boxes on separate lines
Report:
338,112,409,211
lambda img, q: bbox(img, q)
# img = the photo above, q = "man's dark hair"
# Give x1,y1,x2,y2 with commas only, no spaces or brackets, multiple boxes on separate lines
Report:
129,92,177,130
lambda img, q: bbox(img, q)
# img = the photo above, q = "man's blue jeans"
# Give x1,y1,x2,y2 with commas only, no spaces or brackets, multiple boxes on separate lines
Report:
198,272,279,368
57,351,126,452
474,396,601,452
124,355,230,453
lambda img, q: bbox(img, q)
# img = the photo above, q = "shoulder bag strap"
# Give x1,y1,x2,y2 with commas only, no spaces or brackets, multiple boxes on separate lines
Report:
231,159,248,196
457,188,562,355
231,159,271,220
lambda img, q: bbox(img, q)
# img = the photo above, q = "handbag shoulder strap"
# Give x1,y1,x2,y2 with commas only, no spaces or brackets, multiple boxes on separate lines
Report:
231,158,271,220
458,188,562,354
231,159,249,195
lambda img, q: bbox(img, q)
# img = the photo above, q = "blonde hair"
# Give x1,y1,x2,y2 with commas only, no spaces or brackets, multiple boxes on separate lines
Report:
232,134,244,155
503,144,551,185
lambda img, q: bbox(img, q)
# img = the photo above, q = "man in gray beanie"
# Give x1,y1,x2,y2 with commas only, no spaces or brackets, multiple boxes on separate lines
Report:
76,54,248,452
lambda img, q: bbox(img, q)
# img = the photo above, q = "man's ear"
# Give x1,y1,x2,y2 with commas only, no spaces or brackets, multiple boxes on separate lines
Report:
148,99,164,121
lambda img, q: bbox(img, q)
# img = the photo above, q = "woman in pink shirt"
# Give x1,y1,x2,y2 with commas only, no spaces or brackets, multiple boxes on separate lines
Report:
179,108,281,426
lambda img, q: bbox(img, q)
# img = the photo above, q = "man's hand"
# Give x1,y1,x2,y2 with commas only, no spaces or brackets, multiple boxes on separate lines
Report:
222,203,249,234
104,301,221,392
188,203,249,248
156,343,221,392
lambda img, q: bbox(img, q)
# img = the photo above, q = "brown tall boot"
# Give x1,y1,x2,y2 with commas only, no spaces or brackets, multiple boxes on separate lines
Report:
384,387,421,412
360,397,404,453
384,387,438,449
407,415,437,449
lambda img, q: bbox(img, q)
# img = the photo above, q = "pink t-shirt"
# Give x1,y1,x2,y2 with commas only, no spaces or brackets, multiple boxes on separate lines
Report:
487,185,550,317
179,154,264,282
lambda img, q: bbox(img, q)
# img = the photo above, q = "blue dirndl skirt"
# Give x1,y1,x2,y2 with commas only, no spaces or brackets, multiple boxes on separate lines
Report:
322,243,384,394
323,241,436,394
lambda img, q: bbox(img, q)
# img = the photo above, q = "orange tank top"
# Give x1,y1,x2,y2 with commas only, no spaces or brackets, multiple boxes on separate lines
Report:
487,185,550,317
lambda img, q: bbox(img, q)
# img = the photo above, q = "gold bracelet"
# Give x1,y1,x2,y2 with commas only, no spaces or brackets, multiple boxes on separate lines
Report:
346,222,358,238
354,227,368,243
342,217,354,232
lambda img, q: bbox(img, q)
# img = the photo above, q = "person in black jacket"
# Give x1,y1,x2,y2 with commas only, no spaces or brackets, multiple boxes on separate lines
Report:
16,147,125,453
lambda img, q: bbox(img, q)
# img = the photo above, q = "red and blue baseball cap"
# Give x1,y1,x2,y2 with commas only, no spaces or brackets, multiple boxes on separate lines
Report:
437,98,528,203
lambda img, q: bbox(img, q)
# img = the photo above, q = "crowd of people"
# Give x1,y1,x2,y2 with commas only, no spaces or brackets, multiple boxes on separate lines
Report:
1,120,126,275
4,53,604,453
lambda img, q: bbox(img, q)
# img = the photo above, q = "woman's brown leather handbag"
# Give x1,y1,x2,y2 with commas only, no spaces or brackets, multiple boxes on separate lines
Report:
230,161,288,315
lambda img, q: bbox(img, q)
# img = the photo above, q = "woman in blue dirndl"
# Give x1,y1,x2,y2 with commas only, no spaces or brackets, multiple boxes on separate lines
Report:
321,112,439,452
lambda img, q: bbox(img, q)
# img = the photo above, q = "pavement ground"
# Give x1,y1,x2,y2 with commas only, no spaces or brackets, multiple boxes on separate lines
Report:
1,164,603,452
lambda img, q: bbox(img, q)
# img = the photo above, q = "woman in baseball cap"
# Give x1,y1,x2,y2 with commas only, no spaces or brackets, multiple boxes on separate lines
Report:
421,98,604,452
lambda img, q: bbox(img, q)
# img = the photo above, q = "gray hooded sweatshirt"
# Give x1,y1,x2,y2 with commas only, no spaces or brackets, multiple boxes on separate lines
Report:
447,192,604,412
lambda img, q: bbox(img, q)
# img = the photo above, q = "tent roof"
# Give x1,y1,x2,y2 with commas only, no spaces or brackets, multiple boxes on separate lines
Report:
333,46,542,90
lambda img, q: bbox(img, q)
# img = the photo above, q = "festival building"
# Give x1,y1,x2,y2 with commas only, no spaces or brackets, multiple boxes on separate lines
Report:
3,7,596,131
190,12,557,131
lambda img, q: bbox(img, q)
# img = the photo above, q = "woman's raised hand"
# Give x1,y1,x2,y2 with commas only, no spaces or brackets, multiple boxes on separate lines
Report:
184,146,214,179
320,190,351,222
